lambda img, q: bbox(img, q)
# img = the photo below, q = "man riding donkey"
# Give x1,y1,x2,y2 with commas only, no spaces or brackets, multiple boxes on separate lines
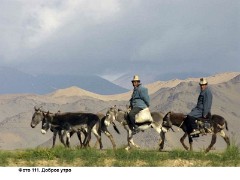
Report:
128,75,150,135
185,78,213,137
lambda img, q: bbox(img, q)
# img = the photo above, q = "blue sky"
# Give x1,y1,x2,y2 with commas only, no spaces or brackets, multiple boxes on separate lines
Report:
0,0,239,80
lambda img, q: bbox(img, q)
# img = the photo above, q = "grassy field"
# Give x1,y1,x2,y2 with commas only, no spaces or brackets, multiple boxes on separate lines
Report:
0,144,240,167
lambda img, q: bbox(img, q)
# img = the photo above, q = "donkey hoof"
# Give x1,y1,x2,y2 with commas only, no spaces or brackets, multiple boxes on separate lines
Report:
125,146,130,151
205,148,210,153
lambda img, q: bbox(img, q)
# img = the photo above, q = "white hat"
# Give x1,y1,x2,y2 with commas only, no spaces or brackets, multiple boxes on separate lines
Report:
132,75,140,82
199,78,208,85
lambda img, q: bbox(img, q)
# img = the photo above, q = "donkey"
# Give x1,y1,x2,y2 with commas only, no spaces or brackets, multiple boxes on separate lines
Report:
104,106,166,151
31,107,85,148
93,112,120,149
160,111,230,152
42,111,103,149
41,112,88,148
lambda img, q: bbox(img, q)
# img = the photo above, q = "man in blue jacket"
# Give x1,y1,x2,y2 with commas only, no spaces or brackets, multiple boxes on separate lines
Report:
185,78,213,136
128,75,150,134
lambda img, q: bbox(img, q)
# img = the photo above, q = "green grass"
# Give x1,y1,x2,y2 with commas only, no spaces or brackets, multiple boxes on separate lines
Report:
0,145,240,166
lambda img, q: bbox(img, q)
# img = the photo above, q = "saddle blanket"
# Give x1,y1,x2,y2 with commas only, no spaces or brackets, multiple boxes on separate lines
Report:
135,108,153,123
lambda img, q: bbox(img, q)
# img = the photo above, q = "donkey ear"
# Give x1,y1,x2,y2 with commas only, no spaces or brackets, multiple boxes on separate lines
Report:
167,111,171,117
44,111,50,116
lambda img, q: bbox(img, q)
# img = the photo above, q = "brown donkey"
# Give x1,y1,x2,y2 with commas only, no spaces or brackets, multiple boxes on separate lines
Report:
160,111,230,152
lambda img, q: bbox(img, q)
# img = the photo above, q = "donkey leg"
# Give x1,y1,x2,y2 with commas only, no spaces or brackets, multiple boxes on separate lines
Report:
129,131,140,148
91,126,103,149
180,133,189,150
82,129,91,147
76,131,83,148
124,125,131,151
58,130,66,147
93,131,99,148
65,131,71,148
104,130,116,149
94,139,99,148
189,136,193,151
83,132,91,148
83,127,91,148
153,125,166,151
206,133,217,153
52,131,57,148
125,134,131,151
76,130,90,148
219,130,230,147
159,131,166,151
93,133,102,150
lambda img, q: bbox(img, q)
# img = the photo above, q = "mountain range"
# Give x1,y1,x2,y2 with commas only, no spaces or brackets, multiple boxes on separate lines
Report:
0,71,239,151
113,72,211,89
0,67,128,95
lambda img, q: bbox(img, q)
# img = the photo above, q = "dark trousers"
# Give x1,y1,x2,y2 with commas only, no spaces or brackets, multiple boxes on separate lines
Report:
185,115,198,134
128,107,142,130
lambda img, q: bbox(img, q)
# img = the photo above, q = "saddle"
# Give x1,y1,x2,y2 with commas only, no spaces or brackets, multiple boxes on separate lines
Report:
195,115,213,134
135,108,153,124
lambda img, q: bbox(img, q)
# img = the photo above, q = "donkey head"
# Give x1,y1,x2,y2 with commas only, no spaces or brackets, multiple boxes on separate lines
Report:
31,106,46,128
104,113,113,127
41,111,52,134
104,106,118,126
162,111,173,128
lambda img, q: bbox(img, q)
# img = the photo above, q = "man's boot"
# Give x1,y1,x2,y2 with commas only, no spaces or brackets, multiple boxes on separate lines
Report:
132,125,140,135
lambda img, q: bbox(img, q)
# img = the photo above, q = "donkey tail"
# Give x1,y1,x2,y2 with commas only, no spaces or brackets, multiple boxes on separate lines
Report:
112,122,120,134
217,120,229,131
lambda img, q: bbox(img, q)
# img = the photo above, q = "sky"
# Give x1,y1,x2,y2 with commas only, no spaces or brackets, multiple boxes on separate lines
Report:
0,0,239,80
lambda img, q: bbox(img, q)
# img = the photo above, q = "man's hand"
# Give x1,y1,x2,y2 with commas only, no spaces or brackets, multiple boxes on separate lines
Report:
203,115,207,119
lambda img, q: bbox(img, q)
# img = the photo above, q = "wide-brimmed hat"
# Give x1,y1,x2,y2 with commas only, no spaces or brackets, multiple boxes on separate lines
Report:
199,78,208,85
131,75,140,82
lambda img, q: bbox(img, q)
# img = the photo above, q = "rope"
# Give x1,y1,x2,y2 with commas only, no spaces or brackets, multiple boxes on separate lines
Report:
177,121,184,131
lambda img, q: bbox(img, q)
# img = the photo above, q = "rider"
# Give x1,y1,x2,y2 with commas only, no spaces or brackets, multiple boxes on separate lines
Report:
128,75,150,135
185,78,213,136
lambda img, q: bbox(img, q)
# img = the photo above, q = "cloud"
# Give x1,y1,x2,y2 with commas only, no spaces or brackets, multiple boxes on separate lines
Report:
0,0,120,61
22,0,120,48
0,0,239,78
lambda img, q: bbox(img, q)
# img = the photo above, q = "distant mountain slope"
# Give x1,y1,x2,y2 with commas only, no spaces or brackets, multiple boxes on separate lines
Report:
0,67,128,95
113,72,211,89
146,72,240,95
47,86,131,101
49,72,239,101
